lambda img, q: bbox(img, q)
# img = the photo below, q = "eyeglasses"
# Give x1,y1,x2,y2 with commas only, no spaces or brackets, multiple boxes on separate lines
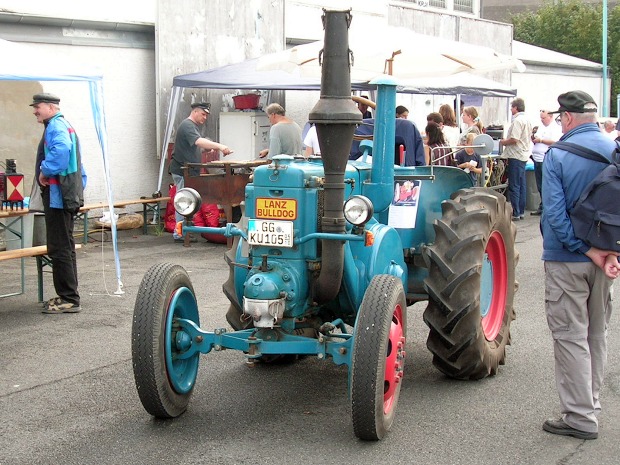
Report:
555,113,564,124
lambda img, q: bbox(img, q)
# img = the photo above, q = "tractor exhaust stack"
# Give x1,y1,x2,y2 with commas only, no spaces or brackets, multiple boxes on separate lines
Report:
309,9,361,304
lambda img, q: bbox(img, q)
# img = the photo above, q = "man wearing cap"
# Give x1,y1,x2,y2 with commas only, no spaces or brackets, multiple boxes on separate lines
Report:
169,103,233,243
499,97,533,220
30,92,87,313
541,90,618,440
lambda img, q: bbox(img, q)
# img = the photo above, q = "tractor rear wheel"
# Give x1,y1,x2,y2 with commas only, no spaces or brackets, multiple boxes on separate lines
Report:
351,275,407,441
423,188,517,380
132,263,200,417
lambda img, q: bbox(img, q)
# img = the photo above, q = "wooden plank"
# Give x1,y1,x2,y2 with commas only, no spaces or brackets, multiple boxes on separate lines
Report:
0,208,30,218
0,244,82,261
80,197,170,212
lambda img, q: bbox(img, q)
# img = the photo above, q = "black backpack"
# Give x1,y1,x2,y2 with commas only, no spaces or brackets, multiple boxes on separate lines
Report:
552,141,620,252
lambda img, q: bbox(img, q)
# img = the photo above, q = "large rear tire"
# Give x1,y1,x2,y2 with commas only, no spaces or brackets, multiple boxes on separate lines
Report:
423,188,517,380
351,275,407,441
132,263,200,417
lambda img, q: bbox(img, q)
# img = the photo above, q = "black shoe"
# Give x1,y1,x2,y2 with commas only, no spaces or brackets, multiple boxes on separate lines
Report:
542,418,598,440
531,210,542,216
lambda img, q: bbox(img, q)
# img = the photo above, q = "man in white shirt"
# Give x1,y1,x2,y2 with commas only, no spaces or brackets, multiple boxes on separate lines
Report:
601,120,617,140
531,110,563,216
499,97,533,220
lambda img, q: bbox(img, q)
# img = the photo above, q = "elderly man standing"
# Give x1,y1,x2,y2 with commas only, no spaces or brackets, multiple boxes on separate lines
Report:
500,97,533,221
31,93,87,314
530,109,562,216
169,102,233,243
541,90,618,440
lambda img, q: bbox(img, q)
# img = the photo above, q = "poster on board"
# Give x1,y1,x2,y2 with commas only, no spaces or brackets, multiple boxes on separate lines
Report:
388,179,421,229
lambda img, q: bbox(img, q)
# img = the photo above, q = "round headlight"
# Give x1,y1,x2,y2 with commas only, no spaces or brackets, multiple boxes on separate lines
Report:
174,188,202,217
343,195,374,226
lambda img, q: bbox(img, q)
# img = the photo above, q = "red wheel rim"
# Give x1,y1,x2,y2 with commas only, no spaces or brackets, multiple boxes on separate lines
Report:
384,304,405,414
481,231,508,341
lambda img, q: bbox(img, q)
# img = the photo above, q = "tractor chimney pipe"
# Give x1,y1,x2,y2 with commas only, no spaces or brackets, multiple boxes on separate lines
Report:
309,9,361,304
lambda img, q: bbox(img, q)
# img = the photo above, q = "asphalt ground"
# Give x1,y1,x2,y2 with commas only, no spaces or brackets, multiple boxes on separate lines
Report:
1,215,619,465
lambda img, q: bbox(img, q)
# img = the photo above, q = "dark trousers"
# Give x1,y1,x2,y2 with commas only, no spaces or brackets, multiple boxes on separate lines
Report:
507,159,526,217
533,160,543,212
42,188,80,305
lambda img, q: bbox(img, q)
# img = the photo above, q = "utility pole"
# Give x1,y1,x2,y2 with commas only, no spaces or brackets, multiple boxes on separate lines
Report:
602,0,609,116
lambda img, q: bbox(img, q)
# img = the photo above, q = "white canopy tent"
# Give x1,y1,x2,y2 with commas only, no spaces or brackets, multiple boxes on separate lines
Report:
0,38,123,295
158,60,520,192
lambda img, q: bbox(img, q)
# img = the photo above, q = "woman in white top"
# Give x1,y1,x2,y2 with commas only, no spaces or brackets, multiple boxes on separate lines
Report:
438,103,460,149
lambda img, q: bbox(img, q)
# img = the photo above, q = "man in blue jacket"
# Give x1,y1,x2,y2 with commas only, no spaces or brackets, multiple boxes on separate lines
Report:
31,93,87,314
541,91,618,440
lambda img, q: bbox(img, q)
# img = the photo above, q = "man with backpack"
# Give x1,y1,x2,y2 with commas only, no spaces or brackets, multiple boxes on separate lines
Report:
541,90,619,440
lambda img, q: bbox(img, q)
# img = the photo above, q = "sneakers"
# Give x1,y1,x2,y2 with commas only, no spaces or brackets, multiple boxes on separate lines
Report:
511,216,521,221
43,296,63,310
174,234,198,244
542,418,598,440
531,210,542,216
42,298,81,314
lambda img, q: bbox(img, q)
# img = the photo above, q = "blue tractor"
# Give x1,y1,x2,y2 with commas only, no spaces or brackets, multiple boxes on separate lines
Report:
131,9,517,441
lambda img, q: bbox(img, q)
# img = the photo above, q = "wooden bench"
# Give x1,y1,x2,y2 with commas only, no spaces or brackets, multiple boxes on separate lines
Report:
0,244,82,301
77,197,170,245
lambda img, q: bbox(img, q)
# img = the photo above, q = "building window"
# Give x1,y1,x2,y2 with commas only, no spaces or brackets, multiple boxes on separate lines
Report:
454,0,474,13
394,0,476,15
428,0,447,8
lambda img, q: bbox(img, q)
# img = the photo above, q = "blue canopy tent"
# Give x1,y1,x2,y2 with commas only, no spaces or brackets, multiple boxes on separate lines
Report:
0,38,123,295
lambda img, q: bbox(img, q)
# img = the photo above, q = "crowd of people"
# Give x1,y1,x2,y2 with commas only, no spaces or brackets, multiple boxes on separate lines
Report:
166,92,619,230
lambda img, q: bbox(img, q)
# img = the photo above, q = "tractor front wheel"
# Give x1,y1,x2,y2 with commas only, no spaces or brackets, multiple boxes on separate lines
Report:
351,275,407,441
132,263,201,418
423,188,517,380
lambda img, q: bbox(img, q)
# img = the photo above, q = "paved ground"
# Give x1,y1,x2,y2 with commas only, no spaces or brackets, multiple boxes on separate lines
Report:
1,215,619,465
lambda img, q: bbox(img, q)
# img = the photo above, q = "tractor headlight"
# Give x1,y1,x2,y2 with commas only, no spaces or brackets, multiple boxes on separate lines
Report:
174,188,202,217
343,195,374,226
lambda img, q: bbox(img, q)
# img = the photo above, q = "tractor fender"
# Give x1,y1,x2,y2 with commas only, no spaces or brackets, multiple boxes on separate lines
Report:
344,220,407,311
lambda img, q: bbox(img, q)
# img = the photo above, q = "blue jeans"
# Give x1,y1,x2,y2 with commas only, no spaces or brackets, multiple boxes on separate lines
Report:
533,160,543,212
171,173,184,239
507,159,526,217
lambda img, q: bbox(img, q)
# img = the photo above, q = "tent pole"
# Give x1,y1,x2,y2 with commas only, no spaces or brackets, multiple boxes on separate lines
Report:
89,81,124,295
156,86,182,194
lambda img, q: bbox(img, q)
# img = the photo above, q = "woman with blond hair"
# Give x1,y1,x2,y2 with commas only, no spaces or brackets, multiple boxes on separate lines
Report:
459,106,484,144
438,104,460,148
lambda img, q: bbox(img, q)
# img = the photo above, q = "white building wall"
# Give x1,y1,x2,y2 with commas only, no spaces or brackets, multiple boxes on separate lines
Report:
512,72,604,128
0,38,156,206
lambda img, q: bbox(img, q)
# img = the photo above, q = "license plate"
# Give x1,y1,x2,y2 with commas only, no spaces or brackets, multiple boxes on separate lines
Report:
247,220,294,248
